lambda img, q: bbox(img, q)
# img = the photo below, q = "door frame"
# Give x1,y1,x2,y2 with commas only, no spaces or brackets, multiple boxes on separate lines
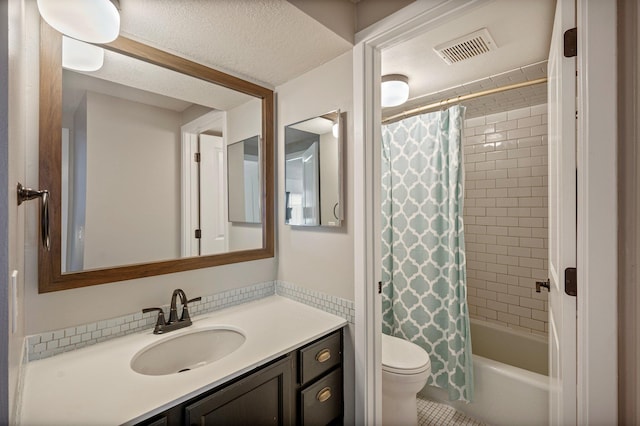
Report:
0,0,9,422
352,1,489,423
575,1,617,423
352,0,618,424
180,110,226,257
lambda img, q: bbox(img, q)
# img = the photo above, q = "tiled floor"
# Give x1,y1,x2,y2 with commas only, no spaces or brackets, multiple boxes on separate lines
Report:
417,396,487,426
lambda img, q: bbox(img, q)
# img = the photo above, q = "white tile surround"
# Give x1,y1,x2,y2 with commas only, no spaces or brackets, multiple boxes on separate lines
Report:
26,281,354,361
463,104,549,336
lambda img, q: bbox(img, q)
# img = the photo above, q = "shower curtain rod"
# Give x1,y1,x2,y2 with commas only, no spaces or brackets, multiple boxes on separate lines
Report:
382,77,548,124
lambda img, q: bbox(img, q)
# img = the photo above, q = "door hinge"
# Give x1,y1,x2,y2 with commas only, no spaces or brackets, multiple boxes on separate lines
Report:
194,152,201,162
378,281,382,294
536,279,550,293
565,267,577,296
194,229,202,239
564,28,577,58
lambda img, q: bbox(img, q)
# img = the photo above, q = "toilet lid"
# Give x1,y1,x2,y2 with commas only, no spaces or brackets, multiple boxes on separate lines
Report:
382,334,431,375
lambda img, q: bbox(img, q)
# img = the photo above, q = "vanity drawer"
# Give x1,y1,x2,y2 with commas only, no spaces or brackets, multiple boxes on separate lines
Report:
300,367,343,426
299,330,341,385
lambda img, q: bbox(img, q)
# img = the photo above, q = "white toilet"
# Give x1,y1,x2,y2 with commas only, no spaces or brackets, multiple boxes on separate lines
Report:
382,333,432,426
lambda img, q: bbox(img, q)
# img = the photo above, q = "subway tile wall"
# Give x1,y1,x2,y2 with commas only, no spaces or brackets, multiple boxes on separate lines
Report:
463,104,549,337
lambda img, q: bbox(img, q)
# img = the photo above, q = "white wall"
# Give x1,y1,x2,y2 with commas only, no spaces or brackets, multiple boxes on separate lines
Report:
276,52,356,425
66,95,87,271
7,0,30,421
4,0,15,422
83,92,182,269
276,51,354,301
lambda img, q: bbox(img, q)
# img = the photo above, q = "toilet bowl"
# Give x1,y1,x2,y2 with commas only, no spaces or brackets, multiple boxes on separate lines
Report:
382,333,431,426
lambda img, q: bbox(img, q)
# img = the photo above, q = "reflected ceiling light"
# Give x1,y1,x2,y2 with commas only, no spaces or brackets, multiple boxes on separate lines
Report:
62,36,104,72
332,122,339,139
37,0,120,44
381,74,410,108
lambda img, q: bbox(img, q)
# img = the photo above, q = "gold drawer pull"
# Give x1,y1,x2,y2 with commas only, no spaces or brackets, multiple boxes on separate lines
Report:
317,387,332,402
315,348,331,363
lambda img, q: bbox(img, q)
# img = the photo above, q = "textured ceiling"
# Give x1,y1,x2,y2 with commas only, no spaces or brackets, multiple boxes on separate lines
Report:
381,0,555,112
70,49,253,111
118,0,353,88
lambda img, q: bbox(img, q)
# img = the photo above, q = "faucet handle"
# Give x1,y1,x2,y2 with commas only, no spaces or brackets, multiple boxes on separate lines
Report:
180,297,202,322
142,308,166,334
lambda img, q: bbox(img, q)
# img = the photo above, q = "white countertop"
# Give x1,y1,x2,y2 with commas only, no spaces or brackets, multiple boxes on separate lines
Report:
20,296,347,425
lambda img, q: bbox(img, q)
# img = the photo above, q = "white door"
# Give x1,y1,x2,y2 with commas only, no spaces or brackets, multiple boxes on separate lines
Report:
547,0,577,424
242,155,260,222
302,142,320,225
199,134,227,255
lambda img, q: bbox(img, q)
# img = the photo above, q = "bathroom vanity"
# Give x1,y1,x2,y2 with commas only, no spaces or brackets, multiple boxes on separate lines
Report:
138,329,343,425
19,297,347,425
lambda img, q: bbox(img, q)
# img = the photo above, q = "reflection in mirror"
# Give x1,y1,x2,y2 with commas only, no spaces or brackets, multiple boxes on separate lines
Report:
39,21,274,291
60,50,263,272
227,136,261,224
284,111,343,227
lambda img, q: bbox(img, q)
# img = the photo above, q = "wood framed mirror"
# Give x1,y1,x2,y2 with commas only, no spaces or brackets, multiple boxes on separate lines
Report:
38,21,274,293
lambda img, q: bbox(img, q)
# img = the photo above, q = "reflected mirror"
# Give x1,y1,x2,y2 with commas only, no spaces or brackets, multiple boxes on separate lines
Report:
227,136,261,224
39,22,274,292
284,111,343,227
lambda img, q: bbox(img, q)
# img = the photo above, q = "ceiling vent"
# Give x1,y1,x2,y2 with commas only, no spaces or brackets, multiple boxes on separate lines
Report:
434,28,497,65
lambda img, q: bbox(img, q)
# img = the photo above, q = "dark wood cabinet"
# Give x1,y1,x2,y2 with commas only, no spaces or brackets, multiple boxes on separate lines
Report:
185,356,293,425
299,368,343,426
296,330,343,426
136,328,343,426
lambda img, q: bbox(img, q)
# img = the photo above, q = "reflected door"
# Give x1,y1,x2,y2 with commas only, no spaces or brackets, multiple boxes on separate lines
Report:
302,143,319,225
199,134,227,255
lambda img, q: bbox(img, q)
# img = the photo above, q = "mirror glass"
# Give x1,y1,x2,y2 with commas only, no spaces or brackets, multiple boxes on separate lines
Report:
39,22,274,292
227,136,261,224
284,111,343,227
60,50,263,272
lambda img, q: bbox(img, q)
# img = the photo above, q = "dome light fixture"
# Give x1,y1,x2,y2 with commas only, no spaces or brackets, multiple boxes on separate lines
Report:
381,74,410,108
37,0,120,44
62,36,104,72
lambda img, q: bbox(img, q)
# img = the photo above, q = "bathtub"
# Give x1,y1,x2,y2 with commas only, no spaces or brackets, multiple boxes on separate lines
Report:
420,319,549,426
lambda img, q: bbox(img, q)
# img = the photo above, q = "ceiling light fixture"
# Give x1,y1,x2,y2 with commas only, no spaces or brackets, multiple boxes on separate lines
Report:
37,0,121,44
381,74,410,108
62,36,104,72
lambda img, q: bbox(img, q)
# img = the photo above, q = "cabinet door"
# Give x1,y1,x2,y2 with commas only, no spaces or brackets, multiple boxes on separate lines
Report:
300,368,343,426
299,331,342,386
185,356,293,426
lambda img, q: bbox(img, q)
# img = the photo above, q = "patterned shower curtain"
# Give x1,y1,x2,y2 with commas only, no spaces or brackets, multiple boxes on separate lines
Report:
381,105,473,402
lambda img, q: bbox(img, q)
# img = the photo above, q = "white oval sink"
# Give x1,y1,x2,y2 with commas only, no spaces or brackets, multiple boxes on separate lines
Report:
131,327,245,376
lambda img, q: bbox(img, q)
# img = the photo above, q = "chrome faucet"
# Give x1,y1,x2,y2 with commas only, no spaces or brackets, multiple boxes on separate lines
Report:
142,289,202,334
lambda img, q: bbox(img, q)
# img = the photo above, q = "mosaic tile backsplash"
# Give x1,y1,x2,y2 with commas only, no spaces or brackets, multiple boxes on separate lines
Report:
26,281,354,361
276,281,355,323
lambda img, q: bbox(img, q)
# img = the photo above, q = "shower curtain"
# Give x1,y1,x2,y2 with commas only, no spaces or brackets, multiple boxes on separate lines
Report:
381,105,473,402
